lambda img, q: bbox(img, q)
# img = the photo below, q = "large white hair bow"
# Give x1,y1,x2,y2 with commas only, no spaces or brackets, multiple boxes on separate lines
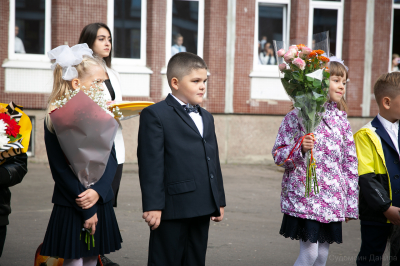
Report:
322,53,349,71
328,56,349,71
48,43,93,81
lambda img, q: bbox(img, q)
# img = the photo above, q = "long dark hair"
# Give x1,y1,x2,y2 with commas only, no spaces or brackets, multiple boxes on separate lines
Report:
78,23,112,68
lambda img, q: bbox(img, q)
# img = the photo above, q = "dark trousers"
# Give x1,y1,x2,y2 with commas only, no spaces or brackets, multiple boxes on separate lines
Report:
148,215,210,266
111,163,123,207
0,225,6,257
357,222,400,266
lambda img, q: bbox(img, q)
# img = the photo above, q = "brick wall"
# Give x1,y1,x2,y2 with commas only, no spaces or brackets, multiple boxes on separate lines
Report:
370,0,392,116
232,0,254,113
51,0,108,48
342,0,367,117
202,0,228,113
140,0,167,103
290,0,309,45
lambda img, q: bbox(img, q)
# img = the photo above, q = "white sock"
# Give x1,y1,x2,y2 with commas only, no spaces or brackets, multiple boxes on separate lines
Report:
63,258,82,266
294,240,319,266
63,256,97,266
82,256,98,266
313,241,330,266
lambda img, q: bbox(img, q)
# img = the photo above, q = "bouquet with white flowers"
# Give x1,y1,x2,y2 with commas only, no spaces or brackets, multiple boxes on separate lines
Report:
50,79,119,189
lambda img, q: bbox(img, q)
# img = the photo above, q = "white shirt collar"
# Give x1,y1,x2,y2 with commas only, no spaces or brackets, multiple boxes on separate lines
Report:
377,113,399,132
170,93,187,106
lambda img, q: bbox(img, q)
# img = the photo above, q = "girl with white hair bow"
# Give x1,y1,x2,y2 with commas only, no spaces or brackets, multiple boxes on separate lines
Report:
40,43,122,266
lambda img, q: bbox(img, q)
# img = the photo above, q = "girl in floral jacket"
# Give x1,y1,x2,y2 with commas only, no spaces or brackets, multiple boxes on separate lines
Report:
272,61,359,266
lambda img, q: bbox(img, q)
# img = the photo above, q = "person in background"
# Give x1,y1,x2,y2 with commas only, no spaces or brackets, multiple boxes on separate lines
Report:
78,22,125,266
260,36,267,50
0,102,31,258
0,153,28,257
171,33,186,56
259,42,276,65
15,26,25,54
392,54,400,72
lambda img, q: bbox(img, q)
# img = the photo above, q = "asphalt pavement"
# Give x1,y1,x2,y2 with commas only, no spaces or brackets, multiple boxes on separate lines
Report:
0,162,387,266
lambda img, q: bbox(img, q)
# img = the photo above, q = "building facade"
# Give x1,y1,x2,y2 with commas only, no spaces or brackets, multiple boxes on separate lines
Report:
0,0,398,163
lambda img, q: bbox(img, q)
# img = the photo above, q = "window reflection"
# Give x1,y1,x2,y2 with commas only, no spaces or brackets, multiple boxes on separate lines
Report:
392,9,400,72
15,0,45,54
258,4,285,65
313,8,338,55
171,0,199,56
114,0,141,59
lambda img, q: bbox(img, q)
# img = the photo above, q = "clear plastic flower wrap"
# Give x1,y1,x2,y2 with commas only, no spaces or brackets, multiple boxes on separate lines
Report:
273,32,331,197
50,86,118,189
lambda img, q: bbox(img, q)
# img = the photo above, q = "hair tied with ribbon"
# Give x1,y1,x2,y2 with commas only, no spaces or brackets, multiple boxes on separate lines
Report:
321,53,348,71
47,43,93,81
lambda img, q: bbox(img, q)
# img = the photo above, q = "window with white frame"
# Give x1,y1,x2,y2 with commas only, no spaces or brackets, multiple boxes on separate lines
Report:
390,0,400,72
253,0,290,70
166,0,204,62
308,0,344,57
107,0,147,66
8,0,51,61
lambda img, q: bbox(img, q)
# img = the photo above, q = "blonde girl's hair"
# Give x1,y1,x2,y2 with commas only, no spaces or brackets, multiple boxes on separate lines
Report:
329,61,349,113
45,56,105,132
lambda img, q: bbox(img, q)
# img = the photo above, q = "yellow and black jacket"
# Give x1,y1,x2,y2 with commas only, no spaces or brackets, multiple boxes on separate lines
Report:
354,116,400,224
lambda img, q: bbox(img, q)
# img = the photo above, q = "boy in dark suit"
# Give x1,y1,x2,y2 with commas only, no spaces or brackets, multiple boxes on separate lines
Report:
137,52,226,266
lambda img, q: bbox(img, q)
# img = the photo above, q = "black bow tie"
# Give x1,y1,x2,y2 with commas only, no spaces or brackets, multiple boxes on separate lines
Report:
183,104,200,114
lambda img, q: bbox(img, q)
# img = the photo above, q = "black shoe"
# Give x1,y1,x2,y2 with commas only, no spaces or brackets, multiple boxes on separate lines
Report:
99,255,119,266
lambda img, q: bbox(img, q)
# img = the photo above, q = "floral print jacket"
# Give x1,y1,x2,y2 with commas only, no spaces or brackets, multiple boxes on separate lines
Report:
272,102,359,223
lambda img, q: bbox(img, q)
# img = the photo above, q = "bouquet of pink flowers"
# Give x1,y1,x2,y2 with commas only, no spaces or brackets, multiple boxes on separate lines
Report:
273,32,330,197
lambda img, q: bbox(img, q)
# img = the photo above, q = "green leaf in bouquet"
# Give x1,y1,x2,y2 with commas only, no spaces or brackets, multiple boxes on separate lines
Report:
306,76,314,82
313,79,322,87
323,71,330,79
292,72,303,82
323,79,329,87
8,134,22,142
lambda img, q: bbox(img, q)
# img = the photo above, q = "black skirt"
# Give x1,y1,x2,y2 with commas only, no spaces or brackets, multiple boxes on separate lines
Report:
40,201,122,259
279,214,342,244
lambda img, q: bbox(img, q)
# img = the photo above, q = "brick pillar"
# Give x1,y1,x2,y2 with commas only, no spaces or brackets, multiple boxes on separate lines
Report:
0,0,10,102
369,0,392,116
51,0,108,48
290,0,309,45
202,0,227,113
146,0,166,103
342,0,368,117
232,0,255,113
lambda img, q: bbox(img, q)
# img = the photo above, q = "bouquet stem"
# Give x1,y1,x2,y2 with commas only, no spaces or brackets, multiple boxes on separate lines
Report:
305,150,319,197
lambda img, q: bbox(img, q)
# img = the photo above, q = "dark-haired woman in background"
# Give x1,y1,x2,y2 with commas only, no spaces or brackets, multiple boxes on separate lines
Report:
78,23,124,266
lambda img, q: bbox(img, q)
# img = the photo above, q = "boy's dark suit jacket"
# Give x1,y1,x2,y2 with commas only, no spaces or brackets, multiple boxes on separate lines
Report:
137,94,226,220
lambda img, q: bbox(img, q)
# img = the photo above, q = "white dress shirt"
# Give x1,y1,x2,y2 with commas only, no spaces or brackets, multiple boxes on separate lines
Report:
102,67,125,164
171,94,203,137
377,113,399,154
171,45,187,56
15,37,25,54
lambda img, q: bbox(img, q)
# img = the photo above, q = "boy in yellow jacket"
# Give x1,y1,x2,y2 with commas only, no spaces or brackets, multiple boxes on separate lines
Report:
354,72,400,265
